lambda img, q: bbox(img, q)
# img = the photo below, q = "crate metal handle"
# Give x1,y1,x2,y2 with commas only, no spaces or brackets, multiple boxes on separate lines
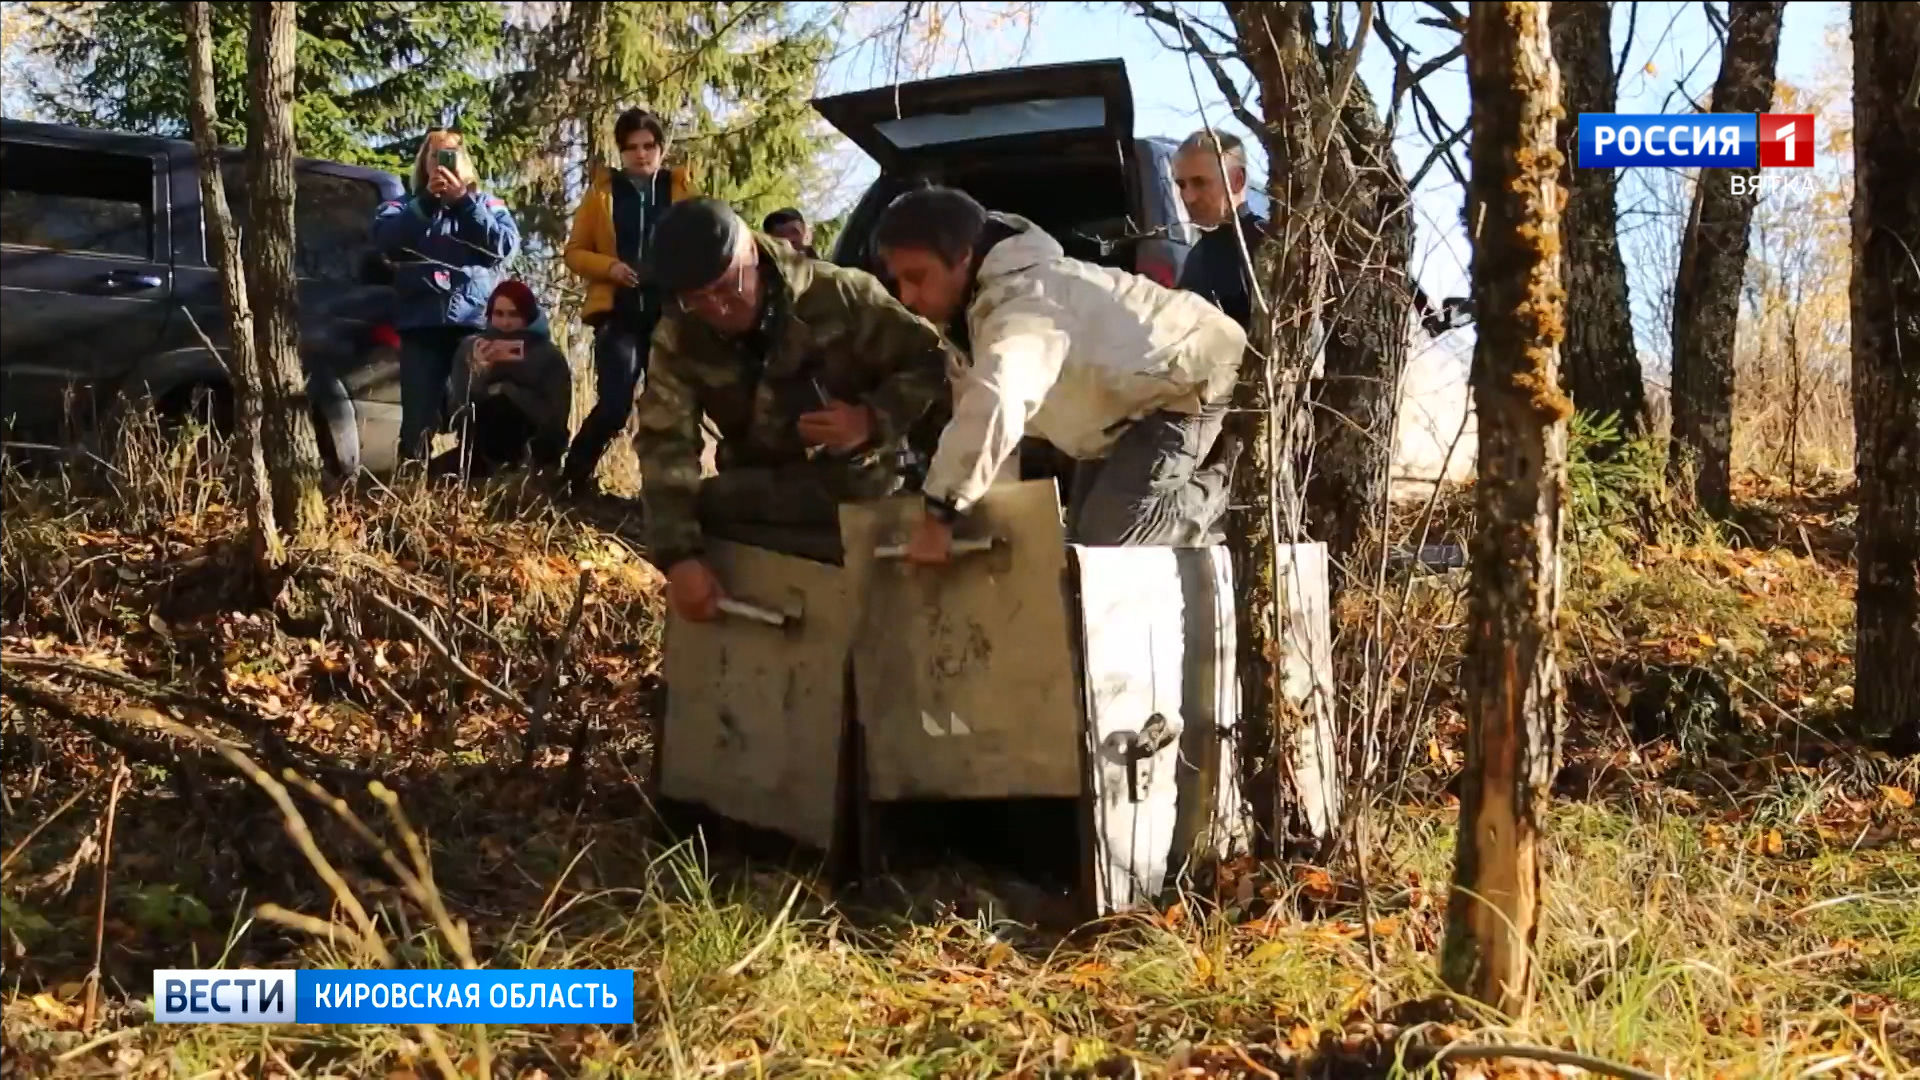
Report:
873,536,1002,560
717,597,799,628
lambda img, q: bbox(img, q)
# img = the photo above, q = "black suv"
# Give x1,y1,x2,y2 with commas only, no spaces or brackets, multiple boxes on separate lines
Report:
817,59,1203,287
0,118,407,473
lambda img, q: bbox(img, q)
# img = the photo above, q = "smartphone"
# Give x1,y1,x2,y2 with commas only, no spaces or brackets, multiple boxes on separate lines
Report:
500,339,525,360
436,148,458,171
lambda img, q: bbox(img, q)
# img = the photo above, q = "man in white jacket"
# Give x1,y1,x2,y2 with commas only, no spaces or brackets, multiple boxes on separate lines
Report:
873,186,1247,564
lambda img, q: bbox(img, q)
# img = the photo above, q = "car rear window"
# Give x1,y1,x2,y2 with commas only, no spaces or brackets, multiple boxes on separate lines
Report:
876,97,1108,150
0,140,154,260
220,163,383,283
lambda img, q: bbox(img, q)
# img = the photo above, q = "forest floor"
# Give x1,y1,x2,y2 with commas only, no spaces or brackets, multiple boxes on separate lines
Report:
0,428,1913,1079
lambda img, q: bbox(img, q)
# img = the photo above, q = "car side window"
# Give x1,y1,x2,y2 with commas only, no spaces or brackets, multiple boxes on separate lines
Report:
220,163,383,283
0,139,154,260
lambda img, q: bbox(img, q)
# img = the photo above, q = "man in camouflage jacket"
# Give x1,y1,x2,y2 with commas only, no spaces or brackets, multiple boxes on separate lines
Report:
634,198,955,622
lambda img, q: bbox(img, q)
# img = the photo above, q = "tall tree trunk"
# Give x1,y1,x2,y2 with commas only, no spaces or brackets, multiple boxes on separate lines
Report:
245,0,328,543
1224,0,1341,853
1309,75,1415,583
1442,0,1568,1018
1668,1,1785,516
1850,1,1920,753
183,1,281,569
1550,0,1647,443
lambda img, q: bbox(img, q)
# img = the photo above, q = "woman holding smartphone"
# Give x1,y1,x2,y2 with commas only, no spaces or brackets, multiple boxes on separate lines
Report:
559,108,694,497
444,279,572,479
369,130,522,465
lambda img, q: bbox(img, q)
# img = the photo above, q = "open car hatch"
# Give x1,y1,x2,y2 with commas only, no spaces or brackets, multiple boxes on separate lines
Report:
812,59,1135,174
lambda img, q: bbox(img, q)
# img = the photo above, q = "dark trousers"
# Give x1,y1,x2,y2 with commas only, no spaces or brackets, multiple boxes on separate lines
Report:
435,396,560,481
563,318,652,486
398,327,471,463
1065,401,1233,547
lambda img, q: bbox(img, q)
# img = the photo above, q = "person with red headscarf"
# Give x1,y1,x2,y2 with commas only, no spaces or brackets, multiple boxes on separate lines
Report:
442,279,573,479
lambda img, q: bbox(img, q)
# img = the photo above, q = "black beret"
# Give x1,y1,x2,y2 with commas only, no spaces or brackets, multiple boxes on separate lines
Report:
651,197,746,294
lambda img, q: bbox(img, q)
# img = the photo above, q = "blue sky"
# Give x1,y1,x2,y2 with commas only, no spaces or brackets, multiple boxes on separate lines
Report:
817,1,1852,306
4,0,1851,315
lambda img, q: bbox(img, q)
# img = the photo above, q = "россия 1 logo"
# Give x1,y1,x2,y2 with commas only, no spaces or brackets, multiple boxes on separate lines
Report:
1579,113,1814,169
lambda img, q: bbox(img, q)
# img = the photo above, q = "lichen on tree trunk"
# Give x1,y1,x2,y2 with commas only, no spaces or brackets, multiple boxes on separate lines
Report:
1549,0,1647,444
1848,1,1920,753
183,0,281,570
245,0,329,544
1441,0,1568,1019
1668,1,1785,517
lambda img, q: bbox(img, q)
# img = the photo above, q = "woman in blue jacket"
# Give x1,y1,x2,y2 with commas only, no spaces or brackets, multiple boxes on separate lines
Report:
369,130,521,463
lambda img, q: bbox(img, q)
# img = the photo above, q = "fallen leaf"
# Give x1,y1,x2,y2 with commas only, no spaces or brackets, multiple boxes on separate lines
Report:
1294,865,1336,901
1245,940,1289,965
1879,786,1914,810
1192,950,1214,986
31,992,76,1023
984,943,1013,971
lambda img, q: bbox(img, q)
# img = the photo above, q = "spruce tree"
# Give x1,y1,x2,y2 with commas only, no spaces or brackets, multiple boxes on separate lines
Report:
27,1,503,169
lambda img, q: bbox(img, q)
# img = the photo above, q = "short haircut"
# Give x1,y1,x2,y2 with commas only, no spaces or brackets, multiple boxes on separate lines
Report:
614,109,667,151
872,186,986,266
762,207,806,232
1177,128,1247,170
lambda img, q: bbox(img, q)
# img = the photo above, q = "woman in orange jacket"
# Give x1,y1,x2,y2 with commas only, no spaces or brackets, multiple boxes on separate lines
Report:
559,108,695,495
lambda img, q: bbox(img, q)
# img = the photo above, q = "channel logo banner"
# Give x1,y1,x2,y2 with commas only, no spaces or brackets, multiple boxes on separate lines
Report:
155,969,635,1024
1579,113,1815,169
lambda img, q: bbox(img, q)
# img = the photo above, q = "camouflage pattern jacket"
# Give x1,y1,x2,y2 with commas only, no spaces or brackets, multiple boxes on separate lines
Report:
633,234,956,569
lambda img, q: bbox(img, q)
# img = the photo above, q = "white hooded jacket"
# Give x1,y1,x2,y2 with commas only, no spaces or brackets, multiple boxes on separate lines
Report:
922,215,1248,512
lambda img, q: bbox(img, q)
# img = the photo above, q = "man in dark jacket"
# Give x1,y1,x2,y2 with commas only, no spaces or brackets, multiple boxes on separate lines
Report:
633,199,956,622
762,207,819,259
1172,128,1268,331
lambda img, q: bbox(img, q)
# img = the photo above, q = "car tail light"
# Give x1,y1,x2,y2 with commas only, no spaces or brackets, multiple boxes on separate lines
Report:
1138,255,1176,287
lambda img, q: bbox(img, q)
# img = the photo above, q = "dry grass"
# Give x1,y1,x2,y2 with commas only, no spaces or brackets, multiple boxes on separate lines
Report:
1,422,1913,1079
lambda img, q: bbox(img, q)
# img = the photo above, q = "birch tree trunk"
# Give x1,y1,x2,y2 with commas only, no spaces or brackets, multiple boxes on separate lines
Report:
1668,1,1785,516
1441,0,1569,1018
1849,1,1920,754
245,0,328,543
1550,0,1647,443
183,0,281,569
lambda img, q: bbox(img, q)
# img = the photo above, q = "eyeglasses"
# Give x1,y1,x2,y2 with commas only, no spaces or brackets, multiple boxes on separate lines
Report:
672,261,753,318
622,139,660,154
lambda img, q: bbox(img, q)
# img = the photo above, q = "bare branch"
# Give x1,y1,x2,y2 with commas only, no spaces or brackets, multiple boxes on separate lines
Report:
1408,123,1470,192
1615,0,1641,88
1418,0,1467,31
345,579,531,716
1132,0,1266,136
1,652,372,783
1376,15,1467,188
522,570,591,765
